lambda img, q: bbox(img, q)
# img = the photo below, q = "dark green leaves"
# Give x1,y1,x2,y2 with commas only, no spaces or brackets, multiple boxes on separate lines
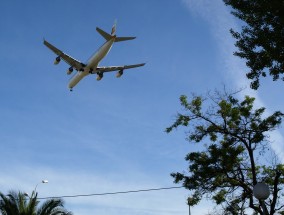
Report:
0,191,72,215
166,91,284,213
224,0,284,89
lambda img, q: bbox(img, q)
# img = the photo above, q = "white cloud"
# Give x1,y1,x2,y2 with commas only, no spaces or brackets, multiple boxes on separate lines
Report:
182,0,284,162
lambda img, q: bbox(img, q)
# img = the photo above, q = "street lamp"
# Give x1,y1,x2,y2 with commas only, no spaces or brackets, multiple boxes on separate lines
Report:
253,182,270,215
34,180,48,193
25,180,48,198
187,197,193,215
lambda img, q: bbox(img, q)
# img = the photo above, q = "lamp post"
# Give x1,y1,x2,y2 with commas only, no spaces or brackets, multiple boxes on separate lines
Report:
187,197,192,215
253,182,270,215
24,180,48,198
34,180,48,193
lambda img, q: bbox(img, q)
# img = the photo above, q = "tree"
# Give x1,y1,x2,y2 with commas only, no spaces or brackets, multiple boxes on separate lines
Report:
223,0,284,89
166,90,284,214
0,191,72,215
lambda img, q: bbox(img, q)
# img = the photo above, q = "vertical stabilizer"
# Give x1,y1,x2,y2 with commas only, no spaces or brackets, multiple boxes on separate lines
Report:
111,19,117,36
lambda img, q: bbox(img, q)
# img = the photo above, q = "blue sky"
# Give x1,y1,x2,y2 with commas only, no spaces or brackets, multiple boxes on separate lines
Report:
1,0,284,215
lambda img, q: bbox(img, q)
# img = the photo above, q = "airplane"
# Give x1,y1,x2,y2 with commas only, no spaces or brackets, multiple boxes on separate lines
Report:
43,22,145,91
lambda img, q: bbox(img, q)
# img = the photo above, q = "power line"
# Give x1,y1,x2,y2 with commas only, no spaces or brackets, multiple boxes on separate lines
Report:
38,186,183,199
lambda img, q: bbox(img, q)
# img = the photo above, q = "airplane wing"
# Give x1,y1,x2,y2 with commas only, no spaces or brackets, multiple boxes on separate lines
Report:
43,40,85,71
95,63,145,73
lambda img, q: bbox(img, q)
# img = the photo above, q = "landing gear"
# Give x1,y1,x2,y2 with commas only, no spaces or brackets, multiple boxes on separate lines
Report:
70,88,73,92
96,71,104,80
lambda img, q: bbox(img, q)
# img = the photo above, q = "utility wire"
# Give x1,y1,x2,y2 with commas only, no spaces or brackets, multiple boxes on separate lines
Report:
38,186,183,199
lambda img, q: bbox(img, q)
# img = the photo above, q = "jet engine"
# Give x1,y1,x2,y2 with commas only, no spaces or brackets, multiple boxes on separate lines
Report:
96,72,104,81
67,67,73,75
116,70,124,78
54,56,61,65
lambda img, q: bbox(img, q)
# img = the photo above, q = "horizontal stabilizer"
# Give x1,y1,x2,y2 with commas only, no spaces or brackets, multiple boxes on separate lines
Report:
96,27,112,41
115,36,136,42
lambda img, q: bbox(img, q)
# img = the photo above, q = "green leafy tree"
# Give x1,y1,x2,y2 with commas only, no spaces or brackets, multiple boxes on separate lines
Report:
166,91,284,214
223,0,284,89
0,191,72,215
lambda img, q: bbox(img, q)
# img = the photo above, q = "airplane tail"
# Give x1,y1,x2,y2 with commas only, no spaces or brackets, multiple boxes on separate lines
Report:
96,21,136,42
111,20,117,36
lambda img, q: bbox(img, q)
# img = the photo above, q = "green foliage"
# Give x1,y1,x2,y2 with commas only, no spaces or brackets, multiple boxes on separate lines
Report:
0,191,72,215
187,192,201,206
167,91,284,214
212,189,227,205
165,95,203,133
223,0,284,89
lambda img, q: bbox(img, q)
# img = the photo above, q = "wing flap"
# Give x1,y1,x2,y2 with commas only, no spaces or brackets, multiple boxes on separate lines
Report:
96,63,145,73
43,40,85,71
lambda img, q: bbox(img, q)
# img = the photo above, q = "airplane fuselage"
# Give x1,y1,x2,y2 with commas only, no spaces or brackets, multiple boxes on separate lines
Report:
68,37,115,90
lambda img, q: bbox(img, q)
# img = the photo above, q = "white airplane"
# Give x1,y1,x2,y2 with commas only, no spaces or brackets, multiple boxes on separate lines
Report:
44,22,145,91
